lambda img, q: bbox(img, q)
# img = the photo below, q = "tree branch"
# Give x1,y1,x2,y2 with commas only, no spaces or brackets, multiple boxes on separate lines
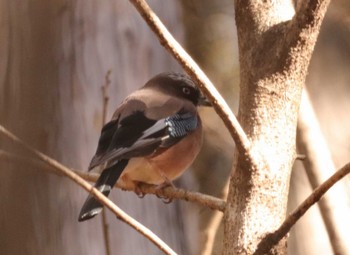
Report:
254,162,350,254
0,125,177,255
128,0,261,170
296,0,330,22
288,0,332,70
100,69,112,255
201,180,229,255
0,150,226,212
296,89,350,254
101,69,111,125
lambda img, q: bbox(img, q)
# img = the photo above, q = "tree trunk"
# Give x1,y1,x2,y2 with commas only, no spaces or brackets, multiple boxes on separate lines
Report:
223,1,331,254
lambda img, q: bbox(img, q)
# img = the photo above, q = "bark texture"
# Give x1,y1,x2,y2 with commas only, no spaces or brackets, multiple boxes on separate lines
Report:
223,1,331,254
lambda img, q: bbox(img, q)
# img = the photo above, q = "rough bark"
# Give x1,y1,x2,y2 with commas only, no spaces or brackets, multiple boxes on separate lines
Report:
223,1,331,254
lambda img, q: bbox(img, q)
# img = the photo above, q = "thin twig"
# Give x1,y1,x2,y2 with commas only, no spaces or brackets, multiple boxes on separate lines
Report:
0,125,177,255
0,150,226,212
201,180,229,255
100,69,112,255
128,0,262,171
254,162,350,255
295,154,306,160
101,70,111,125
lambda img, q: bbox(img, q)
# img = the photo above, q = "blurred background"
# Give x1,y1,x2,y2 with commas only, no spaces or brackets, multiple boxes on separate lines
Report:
0,0,349,254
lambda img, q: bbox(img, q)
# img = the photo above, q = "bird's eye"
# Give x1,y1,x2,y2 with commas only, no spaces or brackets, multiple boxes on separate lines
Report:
182,87,191,95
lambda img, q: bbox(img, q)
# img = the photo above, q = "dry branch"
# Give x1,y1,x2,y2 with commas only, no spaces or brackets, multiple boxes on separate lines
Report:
100,69,112,255
0,149,226,212
128,0,261,171
201,180,229,255
0,125,177,255
296,90,350,254
254,162,350,254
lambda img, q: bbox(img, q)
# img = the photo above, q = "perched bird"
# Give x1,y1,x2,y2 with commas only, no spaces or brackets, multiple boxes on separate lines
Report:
78,72,211,222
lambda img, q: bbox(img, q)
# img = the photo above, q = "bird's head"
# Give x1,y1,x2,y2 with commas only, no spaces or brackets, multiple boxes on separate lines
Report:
144,72,212,107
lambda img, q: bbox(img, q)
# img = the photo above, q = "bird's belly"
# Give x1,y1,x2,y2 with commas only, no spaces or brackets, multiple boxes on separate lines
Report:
117,127,202,189
117,158,164,189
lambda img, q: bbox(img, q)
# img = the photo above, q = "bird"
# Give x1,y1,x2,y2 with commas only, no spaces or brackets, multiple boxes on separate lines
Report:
78,72,211,222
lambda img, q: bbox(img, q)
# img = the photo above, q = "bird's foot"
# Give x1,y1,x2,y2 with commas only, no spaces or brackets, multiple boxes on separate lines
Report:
133,182,146,198
155,181,175,204
156,180,175,190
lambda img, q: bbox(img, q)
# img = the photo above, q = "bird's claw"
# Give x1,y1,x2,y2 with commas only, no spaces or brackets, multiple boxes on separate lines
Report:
134,182,146,198
157,194,173,204
155,181,175,204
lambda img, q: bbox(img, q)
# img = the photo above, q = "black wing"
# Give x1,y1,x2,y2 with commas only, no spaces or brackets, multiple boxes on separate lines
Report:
89,110,198,170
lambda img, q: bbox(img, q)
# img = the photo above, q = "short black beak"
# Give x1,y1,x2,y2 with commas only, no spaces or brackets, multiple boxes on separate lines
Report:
198,94,212,107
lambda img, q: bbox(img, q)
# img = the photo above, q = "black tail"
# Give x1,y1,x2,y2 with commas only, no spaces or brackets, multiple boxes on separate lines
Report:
78,160,128,222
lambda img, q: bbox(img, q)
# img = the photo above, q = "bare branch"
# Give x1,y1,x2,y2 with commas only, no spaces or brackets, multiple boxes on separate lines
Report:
101,69,112,125
134,183,226,212
296,90,350,254
201,180,229,255
100,69,112,255
202,211,224,255
254,162,350,254
0,125,177,255
295,154,306,160
128,0,262,170
0,151,226,212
